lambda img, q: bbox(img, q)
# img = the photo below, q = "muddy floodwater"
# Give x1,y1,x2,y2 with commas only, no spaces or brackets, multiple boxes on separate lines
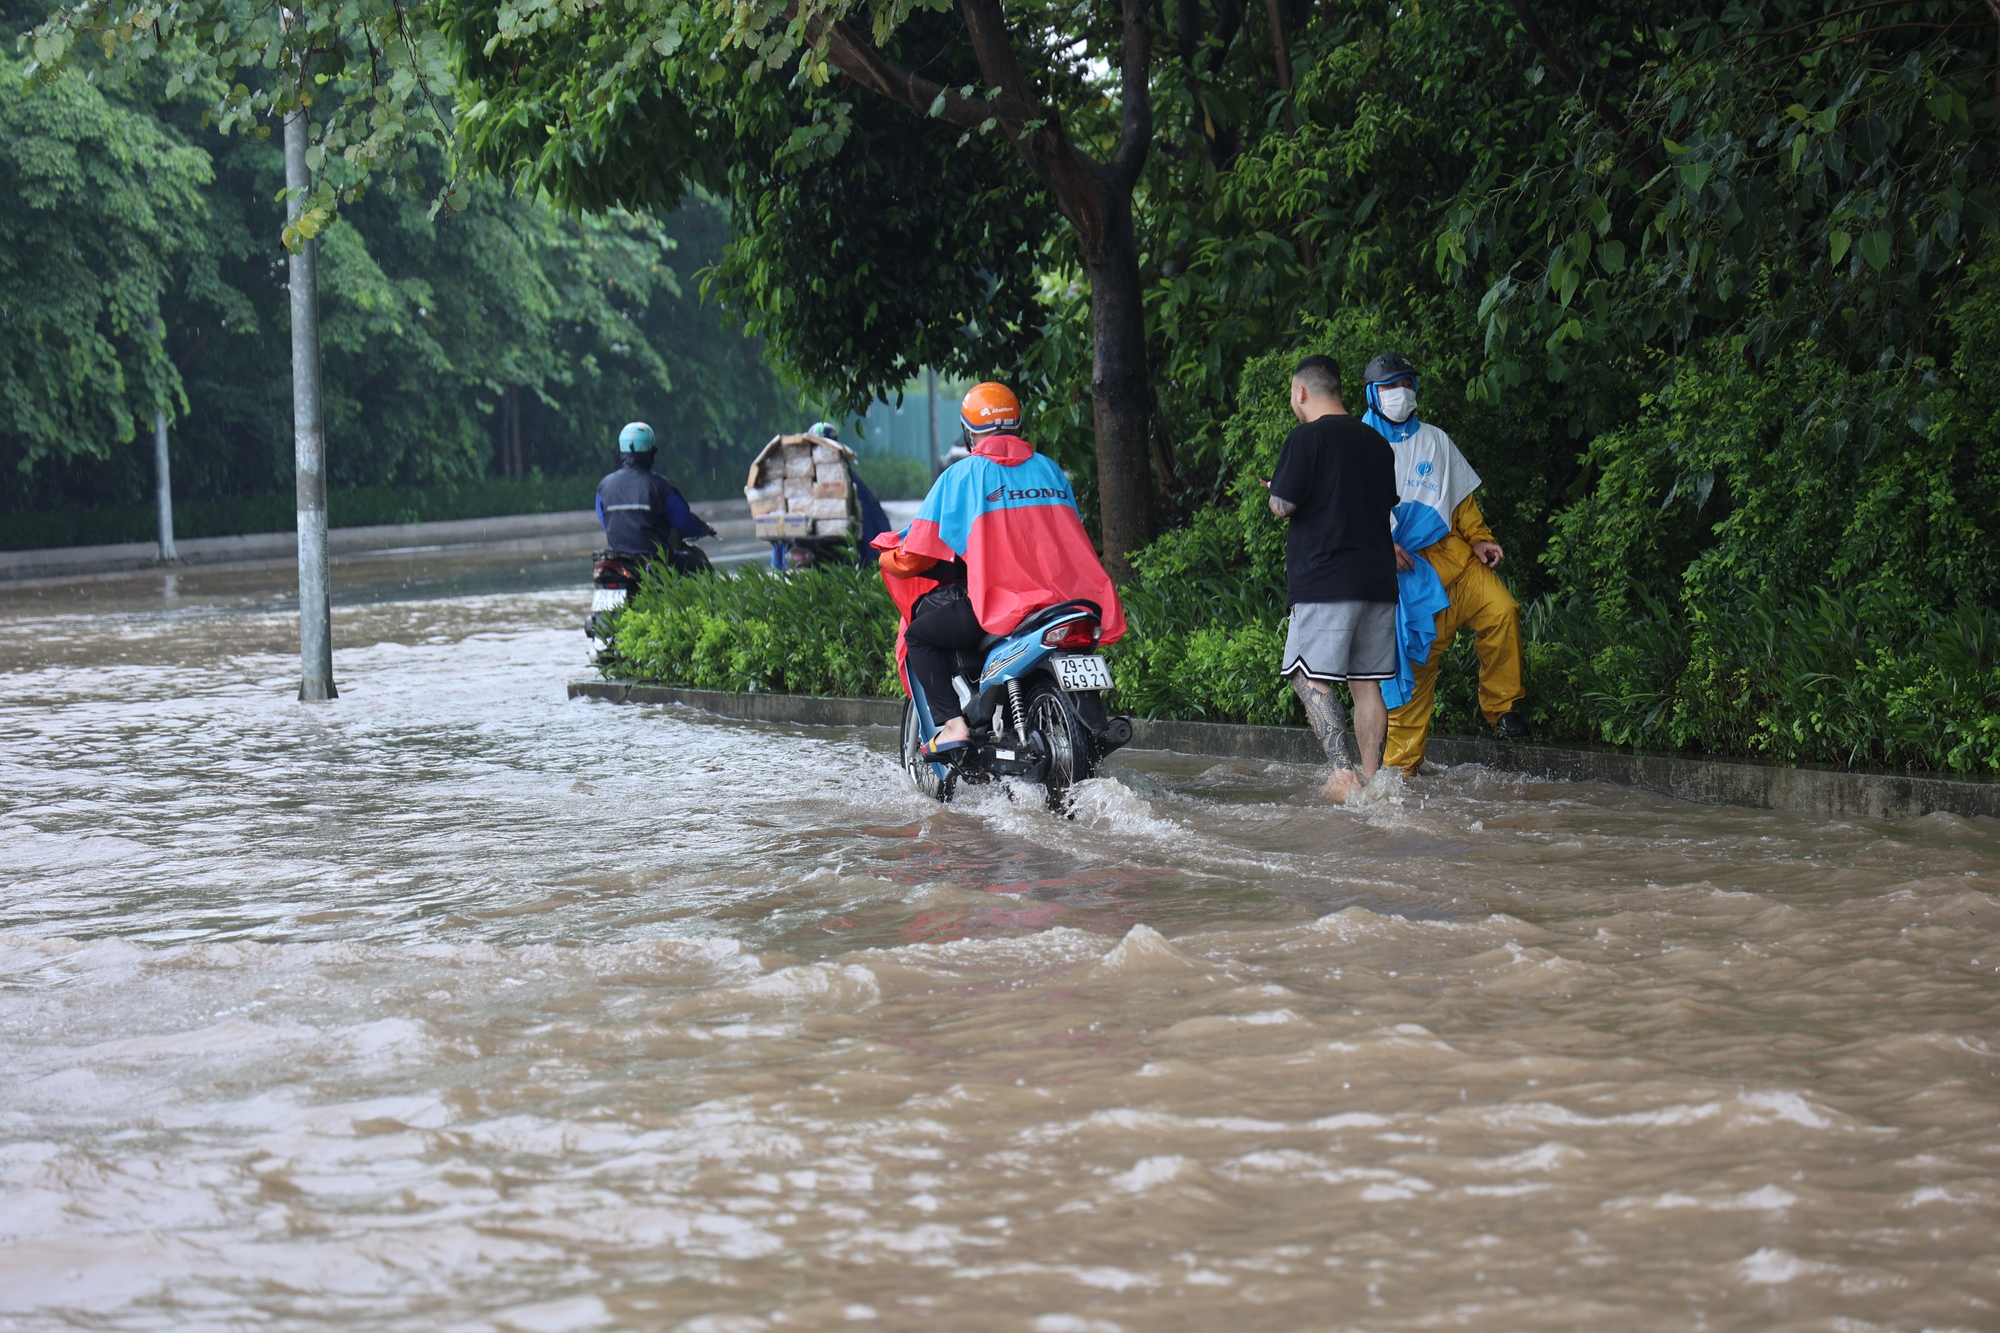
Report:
2,555,1997,1332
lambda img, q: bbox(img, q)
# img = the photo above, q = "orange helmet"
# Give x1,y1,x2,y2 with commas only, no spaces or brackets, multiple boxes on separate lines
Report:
959,382,1022,434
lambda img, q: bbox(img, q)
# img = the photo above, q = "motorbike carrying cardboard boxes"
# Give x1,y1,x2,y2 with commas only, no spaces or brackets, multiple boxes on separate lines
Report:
745,433,858,543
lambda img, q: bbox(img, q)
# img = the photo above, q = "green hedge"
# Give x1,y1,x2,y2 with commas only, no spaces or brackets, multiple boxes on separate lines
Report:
605,562,2000,773
612,561,902,699
603,342,2000,773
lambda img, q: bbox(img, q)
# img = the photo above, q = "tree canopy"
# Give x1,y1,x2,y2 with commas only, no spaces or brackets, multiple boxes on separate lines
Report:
13,0,2000,749
2,6,801,518
0,52,212,471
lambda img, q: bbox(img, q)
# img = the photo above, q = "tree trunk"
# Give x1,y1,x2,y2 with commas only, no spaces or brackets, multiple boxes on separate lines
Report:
502,384,522,478
813,0,1157,571
926,364,940,474
1084,213,1154,577
1263,0,1297,134
1986,0,2000,121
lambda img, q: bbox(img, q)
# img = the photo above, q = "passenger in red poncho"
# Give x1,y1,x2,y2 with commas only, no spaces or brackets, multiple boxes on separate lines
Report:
874,383,1124,755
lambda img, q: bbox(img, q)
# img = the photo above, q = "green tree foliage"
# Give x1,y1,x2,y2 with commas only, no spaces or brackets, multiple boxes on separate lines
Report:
23,0,460,246
3,3,801,524
445,2,1054,415
0,54,213,470
15,0,1999,766
446,0,1255,566
703,29,1055,414
1106,0,2000,770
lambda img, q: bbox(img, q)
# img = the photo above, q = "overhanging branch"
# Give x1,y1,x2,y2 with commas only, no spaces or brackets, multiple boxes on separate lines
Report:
812,15,1040,129
1508,0,1656,175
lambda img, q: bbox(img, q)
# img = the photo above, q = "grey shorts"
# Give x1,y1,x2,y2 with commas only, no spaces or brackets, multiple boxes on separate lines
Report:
1280,600,1397,683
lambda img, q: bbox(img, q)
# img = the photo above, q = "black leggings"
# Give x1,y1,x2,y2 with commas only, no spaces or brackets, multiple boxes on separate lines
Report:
905,593,986,722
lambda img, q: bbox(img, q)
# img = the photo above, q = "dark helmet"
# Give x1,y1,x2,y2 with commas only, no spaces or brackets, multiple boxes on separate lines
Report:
1363,351,1417,387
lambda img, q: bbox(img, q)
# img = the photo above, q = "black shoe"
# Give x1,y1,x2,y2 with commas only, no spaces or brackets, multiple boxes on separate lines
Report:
1496,705,1530,740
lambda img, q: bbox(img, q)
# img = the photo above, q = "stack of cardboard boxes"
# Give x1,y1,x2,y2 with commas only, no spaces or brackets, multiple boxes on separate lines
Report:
744,433,856,541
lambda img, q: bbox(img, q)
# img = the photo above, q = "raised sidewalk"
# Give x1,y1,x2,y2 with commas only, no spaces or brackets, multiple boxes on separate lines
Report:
566,680,2000,821
0,500,758,582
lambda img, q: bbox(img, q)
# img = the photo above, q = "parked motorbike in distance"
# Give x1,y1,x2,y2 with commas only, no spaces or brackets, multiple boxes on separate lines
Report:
900,599,1134,813
585,542,710,666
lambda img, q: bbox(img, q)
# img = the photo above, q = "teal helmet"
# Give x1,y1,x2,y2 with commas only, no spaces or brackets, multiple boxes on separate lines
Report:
618,421,656,453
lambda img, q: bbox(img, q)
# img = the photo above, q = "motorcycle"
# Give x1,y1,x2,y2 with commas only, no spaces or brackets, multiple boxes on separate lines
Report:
585,542,710,665
900,599,1135,811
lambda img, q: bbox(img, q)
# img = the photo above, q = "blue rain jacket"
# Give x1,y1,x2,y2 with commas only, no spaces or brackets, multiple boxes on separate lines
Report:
1383,501,1453,711
596,456,709,555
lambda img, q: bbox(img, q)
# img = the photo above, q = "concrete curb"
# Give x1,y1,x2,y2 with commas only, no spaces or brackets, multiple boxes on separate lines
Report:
570,680,905,729
567,680,2000,821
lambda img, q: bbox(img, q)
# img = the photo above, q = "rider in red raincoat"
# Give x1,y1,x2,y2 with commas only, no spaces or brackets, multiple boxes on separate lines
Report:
873,383,1124,755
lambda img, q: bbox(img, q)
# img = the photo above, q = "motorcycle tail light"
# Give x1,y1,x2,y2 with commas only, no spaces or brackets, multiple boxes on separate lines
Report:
1043,618,1100,650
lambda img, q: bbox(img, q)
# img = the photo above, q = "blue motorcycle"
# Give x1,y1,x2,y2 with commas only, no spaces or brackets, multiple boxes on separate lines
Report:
898,599,1135,810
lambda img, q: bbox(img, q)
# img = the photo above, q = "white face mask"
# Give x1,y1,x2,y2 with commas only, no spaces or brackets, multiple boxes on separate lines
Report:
1376,385,1417,424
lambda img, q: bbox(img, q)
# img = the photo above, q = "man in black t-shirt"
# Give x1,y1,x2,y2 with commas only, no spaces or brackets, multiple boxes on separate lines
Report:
1265,354,1402,803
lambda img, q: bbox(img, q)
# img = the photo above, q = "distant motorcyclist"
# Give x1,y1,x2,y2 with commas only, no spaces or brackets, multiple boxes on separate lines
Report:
596,421,715,575
874,383,1125,757
767,421,894,570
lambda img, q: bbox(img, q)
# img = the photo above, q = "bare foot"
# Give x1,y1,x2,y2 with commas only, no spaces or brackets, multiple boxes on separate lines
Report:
931,716,972,748
1322,768,1363,804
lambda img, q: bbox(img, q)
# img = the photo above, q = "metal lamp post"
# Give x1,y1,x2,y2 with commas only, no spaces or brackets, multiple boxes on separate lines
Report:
153,408,178,562
926,366,939,475
285,103,335,701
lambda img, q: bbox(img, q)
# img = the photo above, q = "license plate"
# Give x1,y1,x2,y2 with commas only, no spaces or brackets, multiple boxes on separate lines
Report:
591,588,627,612
1053,654,1113,692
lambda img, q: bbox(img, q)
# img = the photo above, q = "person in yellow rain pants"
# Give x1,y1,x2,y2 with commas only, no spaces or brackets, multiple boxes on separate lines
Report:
1359,352,1528,772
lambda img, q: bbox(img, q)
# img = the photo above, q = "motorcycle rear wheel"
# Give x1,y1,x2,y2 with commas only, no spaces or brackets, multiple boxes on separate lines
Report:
901,699,956,803
1025,681,1095,813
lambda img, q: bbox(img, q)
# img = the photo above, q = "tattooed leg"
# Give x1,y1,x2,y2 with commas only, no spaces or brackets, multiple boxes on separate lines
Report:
1291,672,1357,770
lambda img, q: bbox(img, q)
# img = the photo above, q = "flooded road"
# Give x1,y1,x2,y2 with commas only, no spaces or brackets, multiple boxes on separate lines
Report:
2,555,1997,1331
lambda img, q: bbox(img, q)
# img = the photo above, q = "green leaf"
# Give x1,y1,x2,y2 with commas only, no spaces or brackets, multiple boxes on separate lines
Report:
1598,239,1626,273
1354,186,1381,226
1678,161,1713,195
1857,229,1891,271
1828,230,1851,265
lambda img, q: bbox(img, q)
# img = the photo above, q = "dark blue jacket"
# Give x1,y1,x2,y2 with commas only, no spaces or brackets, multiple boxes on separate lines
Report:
595,456,710,555
854,473,891,560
